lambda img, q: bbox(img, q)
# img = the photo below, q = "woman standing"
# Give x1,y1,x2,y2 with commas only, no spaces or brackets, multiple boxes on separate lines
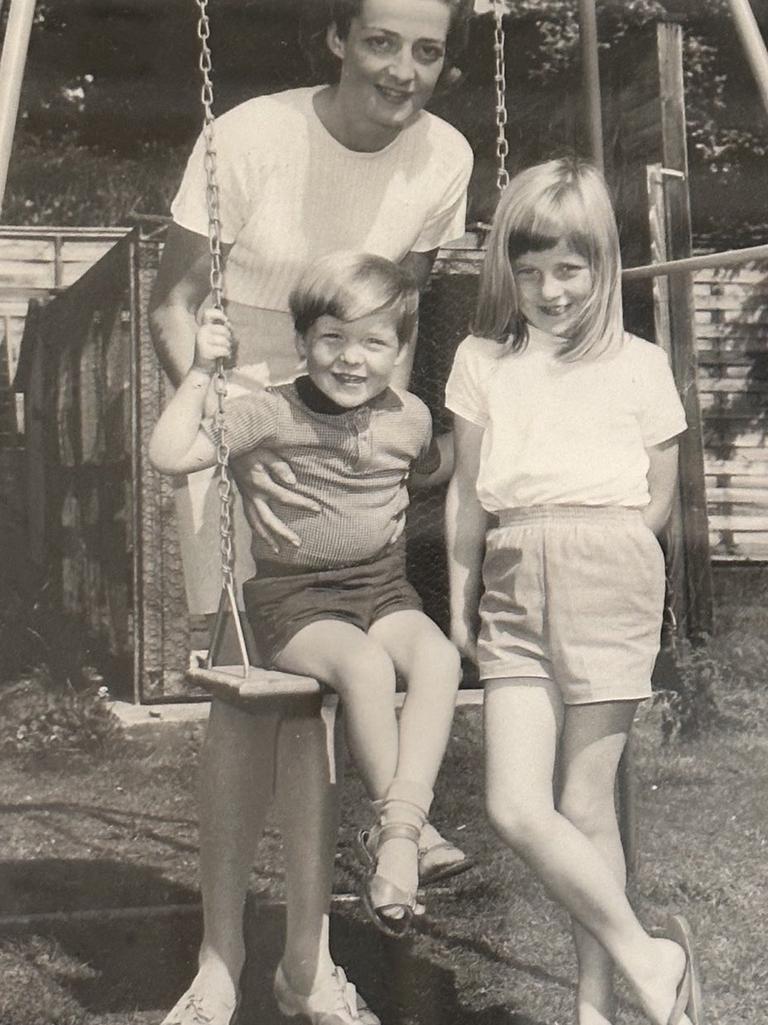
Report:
150,3,474,1024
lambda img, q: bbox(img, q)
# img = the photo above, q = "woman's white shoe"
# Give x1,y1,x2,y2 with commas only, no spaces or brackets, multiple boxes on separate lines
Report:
274,963,380,1025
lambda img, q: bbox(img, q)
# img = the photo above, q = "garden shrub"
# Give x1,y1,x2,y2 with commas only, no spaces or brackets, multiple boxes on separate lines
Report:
654,638,721,742
3,680,125,760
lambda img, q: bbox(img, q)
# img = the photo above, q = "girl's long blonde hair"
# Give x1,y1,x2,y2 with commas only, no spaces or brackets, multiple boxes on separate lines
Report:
472,157,624,360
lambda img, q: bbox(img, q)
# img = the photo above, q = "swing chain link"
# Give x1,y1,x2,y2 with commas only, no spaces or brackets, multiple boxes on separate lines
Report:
196,0,235,588
493,0,510,192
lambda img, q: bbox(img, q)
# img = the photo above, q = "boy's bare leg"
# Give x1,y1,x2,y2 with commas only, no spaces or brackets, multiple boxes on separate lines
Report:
275,620,400,799
368,610,461,895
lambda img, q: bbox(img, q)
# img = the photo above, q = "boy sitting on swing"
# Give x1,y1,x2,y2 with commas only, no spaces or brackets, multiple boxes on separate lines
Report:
149,250,462,934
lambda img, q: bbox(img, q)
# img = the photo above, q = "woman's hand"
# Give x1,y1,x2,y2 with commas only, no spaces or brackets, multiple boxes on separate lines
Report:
232,450,320,553
195,308,236,372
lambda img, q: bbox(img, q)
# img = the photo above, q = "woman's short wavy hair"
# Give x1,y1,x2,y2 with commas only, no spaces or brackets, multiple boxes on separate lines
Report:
299,0,473,90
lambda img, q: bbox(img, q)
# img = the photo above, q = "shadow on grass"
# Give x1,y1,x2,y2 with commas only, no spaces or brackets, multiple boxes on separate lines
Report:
0,857,541,1025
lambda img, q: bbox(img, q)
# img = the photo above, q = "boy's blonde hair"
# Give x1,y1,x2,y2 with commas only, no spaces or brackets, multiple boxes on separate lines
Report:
289,251,419,347
472,157,624,360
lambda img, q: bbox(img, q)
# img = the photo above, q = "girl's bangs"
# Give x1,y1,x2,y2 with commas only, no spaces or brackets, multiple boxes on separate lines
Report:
507,191,593,261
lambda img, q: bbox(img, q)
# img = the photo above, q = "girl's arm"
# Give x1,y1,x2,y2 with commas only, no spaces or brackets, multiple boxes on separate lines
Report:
445,414,488,660
148,310,233,476
643,436,680,535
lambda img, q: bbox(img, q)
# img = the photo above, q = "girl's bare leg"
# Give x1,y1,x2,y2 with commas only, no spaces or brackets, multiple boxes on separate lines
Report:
558,704,633,1025
484,679,691,1025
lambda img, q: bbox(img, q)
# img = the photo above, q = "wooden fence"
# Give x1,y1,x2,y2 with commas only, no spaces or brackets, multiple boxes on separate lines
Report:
695,261,768,560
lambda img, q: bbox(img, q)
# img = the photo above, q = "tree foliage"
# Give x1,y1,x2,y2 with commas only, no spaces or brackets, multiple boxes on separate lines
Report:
7,0,768,232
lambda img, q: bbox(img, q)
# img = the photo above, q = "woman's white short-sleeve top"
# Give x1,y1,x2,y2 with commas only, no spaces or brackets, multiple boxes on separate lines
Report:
171,86,474,311
445,328,688,511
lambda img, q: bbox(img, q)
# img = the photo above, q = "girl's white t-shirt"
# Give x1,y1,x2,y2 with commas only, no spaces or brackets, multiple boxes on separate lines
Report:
171,85,474,314
445,327,688,512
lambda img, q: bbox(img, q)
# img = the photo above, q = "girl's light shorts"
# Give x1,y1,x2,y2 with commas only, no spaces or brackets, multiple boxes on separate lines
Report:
478,505,665,704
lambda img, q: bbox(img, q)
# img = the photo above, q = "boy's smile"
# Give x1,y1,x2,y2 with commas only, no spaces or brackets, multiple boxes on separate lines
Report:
296,310,405,409
511,239,593,338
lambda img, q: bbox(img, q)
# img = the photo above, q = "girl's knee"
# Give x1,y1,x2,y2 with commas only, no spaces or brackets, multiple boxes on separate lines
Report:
558,784,615,838
485,790,551,851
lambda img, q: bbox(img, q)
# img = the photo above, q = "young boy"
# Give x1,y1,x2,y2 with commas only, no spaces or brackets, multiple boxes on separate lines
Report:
149,251,463,935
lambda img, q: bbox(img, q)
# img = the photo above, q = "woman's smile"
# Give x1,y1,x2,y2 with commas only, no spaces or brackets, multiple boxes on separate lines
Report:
326,0,450,147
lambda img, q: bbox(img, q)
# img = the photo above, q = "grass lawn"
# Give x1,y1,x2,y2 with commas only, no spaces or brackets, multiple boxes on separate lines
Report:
1,565,767,1025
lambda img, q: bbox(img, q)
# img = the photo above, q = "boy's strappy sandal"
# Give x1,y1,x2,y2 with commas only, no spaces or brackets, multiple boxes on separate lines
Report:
357,780,432,939
418,835,476,886
360,820,422,937
356,810,475,888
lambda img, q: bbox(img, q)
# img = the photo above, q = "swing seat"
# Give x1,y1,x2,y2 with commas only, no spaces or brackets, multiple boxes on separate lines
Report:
187,663,323,703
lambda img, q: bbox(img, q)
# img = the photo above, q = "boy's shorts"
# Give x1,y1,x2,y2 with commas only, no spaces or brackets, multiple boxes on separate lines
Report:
242,539,422,665
478,505,665,705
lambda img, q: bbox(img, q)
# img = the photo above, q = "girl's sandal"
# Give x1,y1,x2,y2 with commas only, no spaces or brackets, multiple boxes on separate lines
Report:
359,821,422,939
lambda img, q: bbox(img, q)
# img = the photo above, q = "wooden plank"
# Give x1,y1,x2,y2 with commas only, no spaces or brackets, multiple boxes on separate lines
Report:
693,266,768,285
708,514,768,530
60,239,119,264
0,238,55,261
711,541,768,560
698,378,768,393
705,431,768,447
0,299,36,317
705,457,768,474
706,486,768,503
60,261,114,287
698,361,768,376
0,260,56,288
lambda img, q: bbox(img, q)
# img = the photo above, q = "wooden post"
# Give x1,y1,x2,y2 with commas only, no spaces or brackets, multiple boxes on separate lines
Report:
656,23,714,640
603,21,714,640
728,0,768,119
578,0,604,171
0,0,36,210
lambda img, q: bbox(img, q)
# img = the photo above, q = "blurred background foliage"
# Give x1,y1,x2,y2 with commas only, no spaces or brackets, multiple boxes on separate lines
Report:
1,0,767,238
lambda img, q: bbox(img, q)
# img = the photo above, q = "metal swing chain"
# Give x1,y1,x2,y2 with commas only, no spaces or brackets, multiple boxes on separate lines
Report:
195,0,236,591
492,0,510,191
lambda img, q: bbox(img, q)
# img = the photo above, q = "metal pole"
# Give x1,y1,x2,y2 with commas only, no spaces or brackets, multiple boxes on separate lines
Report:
578,0,604,171
0,0,36,211
728,0,768,119
623,241,768,280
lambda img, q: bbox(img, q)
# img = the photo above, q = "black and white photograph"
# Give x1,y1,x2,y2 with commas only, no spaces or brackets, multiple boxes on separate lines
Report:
0,2,766,1023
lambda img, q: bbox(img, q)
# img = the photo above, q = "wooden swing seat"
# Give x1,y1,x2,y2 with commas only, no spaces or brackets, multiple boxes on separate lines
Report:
186,663,324,704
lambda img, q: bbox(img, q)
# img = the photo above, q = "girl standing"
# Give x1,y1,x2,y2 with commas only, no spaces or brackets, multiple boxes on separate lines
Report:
445,158,703,1025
